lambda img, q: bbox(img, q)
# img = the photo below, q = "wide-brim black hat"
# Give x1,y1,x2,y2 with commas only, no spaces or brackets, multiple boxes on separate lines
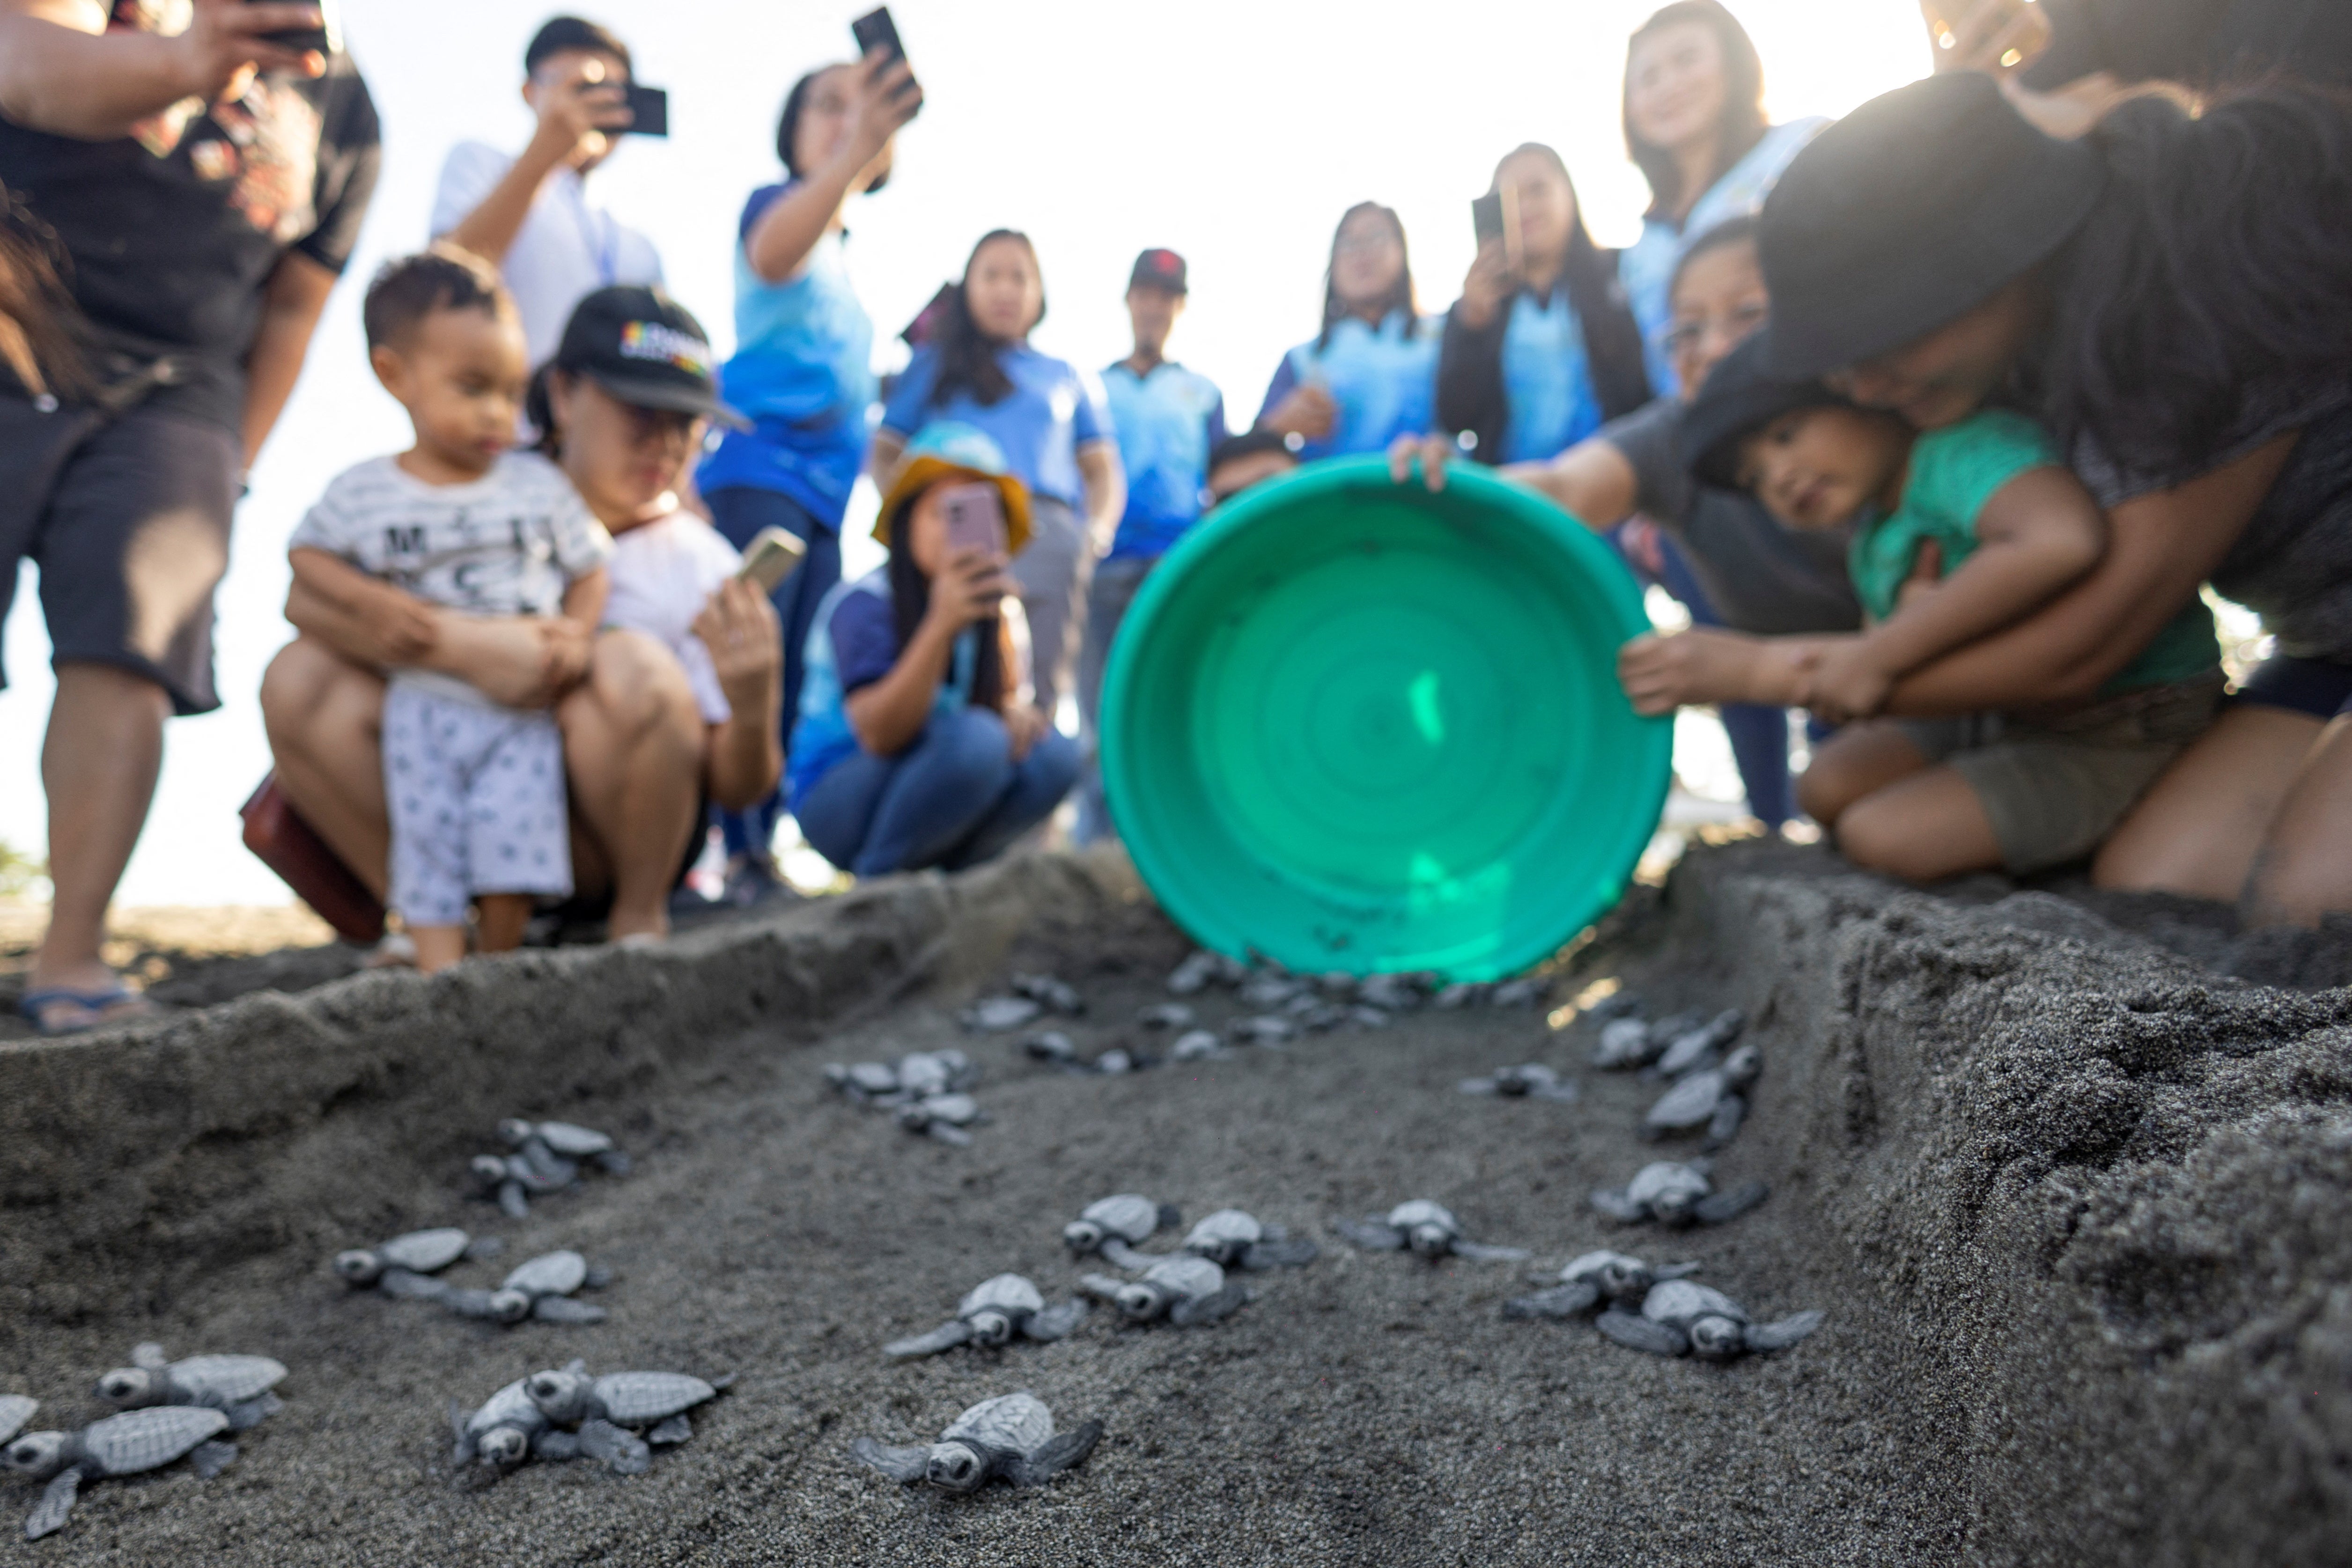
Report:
1681,332,1849,491
553,285,748,430
1759,73,2105,378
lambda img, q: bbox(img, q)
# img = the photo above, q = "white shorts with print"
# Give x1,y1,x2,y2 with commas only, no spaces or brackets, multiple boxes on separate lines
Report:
383,681,572,926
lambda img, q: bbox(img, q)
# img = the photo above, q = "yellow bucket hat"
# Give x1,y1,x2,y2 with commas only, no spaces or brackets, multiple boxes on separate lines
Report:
874,421,1033,554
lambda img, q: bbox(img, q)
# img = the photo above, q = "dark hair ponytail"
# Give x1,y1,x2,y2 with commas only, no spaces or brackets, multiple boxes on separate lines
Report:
1623,0,1769,221
1497,144,1653,420
885,501,1008,711
2040,82,2352,474
930,230,1043,408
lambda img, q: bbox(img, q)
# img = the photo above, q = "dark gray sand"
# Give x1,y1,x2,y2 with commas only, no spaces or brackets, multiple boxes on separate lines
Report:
0,845,2346,1565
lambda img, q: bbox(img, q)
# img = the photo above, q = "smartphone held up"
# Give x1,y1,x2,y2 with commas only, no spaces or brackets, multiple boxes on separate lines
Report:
940,482,1009,560
735,527,808,595
852,6,923,118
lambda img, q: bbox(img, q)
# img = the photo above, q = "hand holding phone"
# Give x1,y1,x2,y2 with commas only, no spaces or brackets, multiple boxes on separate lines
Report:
734,526,807,593
851,7,923,121
940,481,1009,559
620,83,669,138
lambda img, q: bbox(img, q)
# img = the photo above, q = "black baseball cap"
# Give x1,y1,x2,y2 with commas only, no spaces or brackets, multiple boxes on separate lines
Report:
1128,247,1188,294
551,285,746,429
1759,72,2104,377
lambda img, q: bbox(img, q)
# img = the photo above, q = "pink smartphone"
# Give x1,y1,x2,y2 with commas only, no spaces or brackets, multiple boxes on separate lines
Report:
939,481,1007,557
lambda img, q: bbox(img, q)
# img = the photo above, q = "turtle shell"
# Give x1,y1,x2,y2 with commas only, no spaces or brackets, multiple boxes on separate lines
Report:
958,1274,1044,1320
170,1355,287,1405
1646,1071,1726,1131
919,1093,979,1126
1626,1163,1710,1208
1081,1194,1161,1244
845,1062,898,1096
1560,1250,1648,1286
0,1396,35,1447
80,1407,228,1477
1142,1255,1225,1300
897,1053,953,1098
465,1379,542,1443
1642,1279,1747,1330
941,1392,1054,1453
590,1372,716,1426
379,1228,472,1274
1385,1200,1459,1236
502,1251,589,1299
1184,1210,1262,1253
531,1121,614,1157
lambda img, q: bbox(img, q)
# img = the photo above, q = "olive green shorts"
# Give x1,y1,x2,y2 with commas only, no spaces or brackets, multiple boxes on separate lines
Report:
1896,672,2226,875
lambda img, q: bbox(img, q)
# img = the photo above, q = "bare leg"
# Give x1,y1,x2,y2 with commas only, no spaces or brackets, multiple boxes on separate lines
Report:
560,631,703,943
410,926,467,974
27,664,171,1026
258,636,392,898
473,894,535,955
2241,714,2352,927
1795,721,1933,830
2093,704,2322,901
1832,767,2006,883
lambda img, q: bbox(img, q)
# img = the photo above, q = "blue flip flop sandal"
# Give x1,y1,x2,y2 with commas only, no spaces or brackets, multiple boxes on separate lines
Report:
16,986,155,1038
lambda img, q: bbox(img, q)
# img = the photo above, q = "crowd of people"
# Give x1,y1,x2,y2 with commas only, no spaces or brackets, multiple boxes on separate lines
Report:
1,0,2348,1032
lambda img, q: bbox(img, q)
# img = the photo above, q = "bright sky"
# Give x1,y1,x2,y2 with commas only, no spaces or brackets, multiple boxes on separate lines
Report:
0,0,1931,906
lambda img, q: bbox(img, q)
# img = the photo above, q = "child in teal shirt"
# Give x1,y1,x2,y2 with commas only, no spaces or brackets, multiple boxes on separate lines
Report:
1679,336,2223,879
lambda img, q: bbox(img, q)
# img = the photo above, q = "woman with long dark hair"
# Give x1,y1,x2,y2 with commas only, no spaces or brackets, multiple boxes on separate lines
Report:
871,231,1122,721
793,424,1078,877
1638,73,2352,921
1617,0,1824,393
1255,202,1441,460
1435,143,1652,463
692,45,919,902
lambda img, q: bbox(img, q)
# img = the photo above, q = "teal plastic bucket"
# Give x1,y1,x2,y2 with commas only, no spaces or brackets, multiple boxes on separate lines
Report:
1099,455,1671,981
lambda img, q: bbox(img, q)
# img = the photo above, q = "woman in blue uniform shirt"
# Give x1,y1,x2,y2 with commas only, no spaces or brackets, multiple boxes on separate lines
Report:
1255,202,1440,460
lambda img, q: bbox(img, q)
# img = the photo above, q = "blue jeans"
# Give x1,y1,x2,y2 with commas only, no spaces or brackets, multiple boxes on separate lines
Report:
795,707,1081,878
703,486,844,861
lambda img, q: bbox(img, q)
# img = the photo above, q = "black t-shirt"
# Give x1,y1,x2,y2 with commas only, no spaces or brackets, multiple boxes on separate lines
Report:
2022,0,2352,90
0,14,380,427
1602,396,1863,638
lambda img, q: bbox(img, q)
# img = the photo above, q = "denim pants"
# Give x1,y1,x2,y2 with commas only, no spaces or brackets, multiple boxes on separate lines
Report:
703,486,844,861
795,707,1081,878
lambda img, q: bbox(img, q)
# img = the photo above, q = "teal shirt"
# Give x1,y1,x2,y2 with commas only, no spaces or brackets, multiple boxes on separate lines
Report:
1850,410,2219,695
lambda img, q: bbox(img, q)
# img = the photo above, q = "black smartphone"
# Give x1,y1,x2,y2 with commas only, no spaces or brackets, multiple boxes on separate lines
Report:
852,6,906,61
620,83,669,138
1471,191,1504,247
250,0,340,55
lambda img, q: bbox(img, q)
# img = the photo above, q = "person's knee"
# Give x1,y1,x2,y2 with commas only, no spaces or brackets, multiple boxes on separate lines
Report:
259,639,379,745
1795,758,1856,828
1833,794,1932,881
1026,728,1082,797
932,707,1018,791
577,630,699,742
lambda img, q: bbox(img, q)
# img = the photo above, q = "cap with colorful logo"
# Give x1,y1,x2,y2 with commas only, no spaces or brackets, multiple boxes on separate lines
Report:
877,421,1033,554
551,285,747,429
1128,247,1187,295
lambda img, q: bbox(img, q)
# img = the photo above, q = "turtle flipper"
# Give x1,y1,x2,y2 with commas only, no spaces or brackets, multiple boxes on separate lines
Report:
1008,1420,1103,1486
26,1467,81,1540
1656,1261,1703,1282
1597,1310,1689,1356
925,1121,974,1147
883,1319,974,1361
1457,1077,1499,1096
1503,1281,1601,1320
223,1392,283,1432
647,1413,693,1446
1332,1218,1405,1251
1694,1179,1770,1225
379,1268,452,1302
131,1343,169,1370
533,1429,582,1462
1023,1299,1090,1342
532,1296,609,1325
1744,1310,1824,1353
578,1418,651,1476
1156,1203,1183,1231
463,1234,507,1262
1240,1236,1320,1271
1589,1186,1644,1223
1075,1274,1128,1302
1449,1240,1532,1263
189,1439,238,1480
498,1179,530,1220
447,1399,474,1464
593,1149,632,1177
442,1288,506,1320
850,1438,929,1483
1703,1094,1747,1150
1168,1284,1248,1327
1099,1238,1153,1272
1530,1079,1580,1103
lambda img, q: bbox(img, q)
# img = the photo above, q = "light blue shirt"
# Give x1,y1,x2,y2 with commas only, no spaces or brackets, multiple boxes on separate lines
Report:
1257,310,1442,460
788,567,979,803
1620,118,1829,396
881,342,1112,508
1498,289,1606,464
1103,360,1227,561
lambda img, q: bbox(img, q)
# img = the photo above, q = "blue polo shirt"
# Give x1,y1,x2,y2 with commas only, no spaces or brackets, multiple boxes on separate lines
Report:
694,183,877,529
1256,309,1441,460
880,342,1112,508
788,567,982,803
1102,359,1226,562
1497,287,1606,463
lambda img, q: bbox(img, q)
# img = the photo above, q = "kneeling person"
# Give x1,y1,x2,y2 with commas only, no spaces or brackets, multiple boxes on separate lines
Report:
288,251,612,970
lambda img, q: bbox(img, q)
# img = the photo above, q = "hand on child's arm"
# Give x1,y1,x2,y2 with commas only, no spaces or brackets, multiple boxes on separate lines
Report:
289,547,441,666
1803,639,1899,724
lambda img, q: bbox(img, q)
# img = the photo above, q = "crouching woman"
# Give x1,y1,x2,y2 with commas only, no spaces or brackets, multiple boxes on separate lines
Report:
791,425,1079,876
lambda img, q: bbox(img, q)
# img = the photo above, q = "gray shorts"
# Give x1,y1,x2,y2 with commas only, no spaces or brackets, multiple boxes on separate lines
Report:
383,682,572,926
1898,672,2225,875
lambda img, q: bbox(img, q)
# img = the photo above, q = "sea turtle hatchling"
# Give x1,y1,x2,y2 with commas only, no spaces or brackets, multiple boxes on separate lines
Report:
1024,1030,1079,1067
0,1399,36,1449
1597,1278,1824,1361
1644,1044,1762,1148
333,1227,486,1299
852,1392,1103,1494
1332,1200,1531,1262
1078,1256,1247,1326
523,1363,724,1455
1169,1030,1227,1062
1180,1209,1318,1271
1652,1009,1746,1079
1225,1014,1296,1046
1136,1002,1196,1031
884,1274,1090,1359
1503,1250,1701,1319
1458,1063,1580,1102
1064,1194,1182,1270
450,1377,564,1474
897,1092,985,1145
1593,1009,1699,1071
962,995,1044,1033
1590,1159,1768,1228
440,1250,612,1325
96,1346,286,1430
1009,973,1085,1016
500,1118,631,1176
5,1406,235,1540
1167,950,1245,995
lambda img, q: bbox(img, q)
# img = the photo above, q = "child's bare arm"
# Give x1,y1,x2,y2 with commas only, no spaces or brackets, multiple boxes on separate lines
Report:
560,565,610,630
539,566,611,694
1616,628,1837,716
1809,467,2105,721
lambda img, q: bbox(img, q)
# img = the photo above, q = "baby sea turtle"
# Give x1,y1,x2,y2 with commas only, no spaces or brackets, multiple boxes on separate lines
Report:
1597,1279,1823,1361
500,1118,631,1175
1652,1009,1746,1078
1644,1044,1762,1148
1458,1063,1579,1102
1239,972,1307,1009
884,1274,1090,1359
1169,1030,1228,1062
1009,972,1085,1016
1432,981,1490,1009
1503,1250,1700,1319
1490,977,1546,1008
1167,950,1245,995
1024,1030,1079,1067
1590,1159,1768,1228
442,1250,611,1325
450,1376,559,1474
96,1346,286,1430
962,995,1043,1033
1065,1194,1182,1270
1332,1200,1531,1262
897,1092,985,1145
1593,1008,1702,1071
1136,1002,1196,1031
524,1363,723,1453
0,1399,36,1449
1181,1209,1318,1270
852,1392,1102,1494
1226,1015,1296,1046
1078,1255,1247,1326
6,1406,235,1539
333,1227,484,1298
1356,972,1433,1013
